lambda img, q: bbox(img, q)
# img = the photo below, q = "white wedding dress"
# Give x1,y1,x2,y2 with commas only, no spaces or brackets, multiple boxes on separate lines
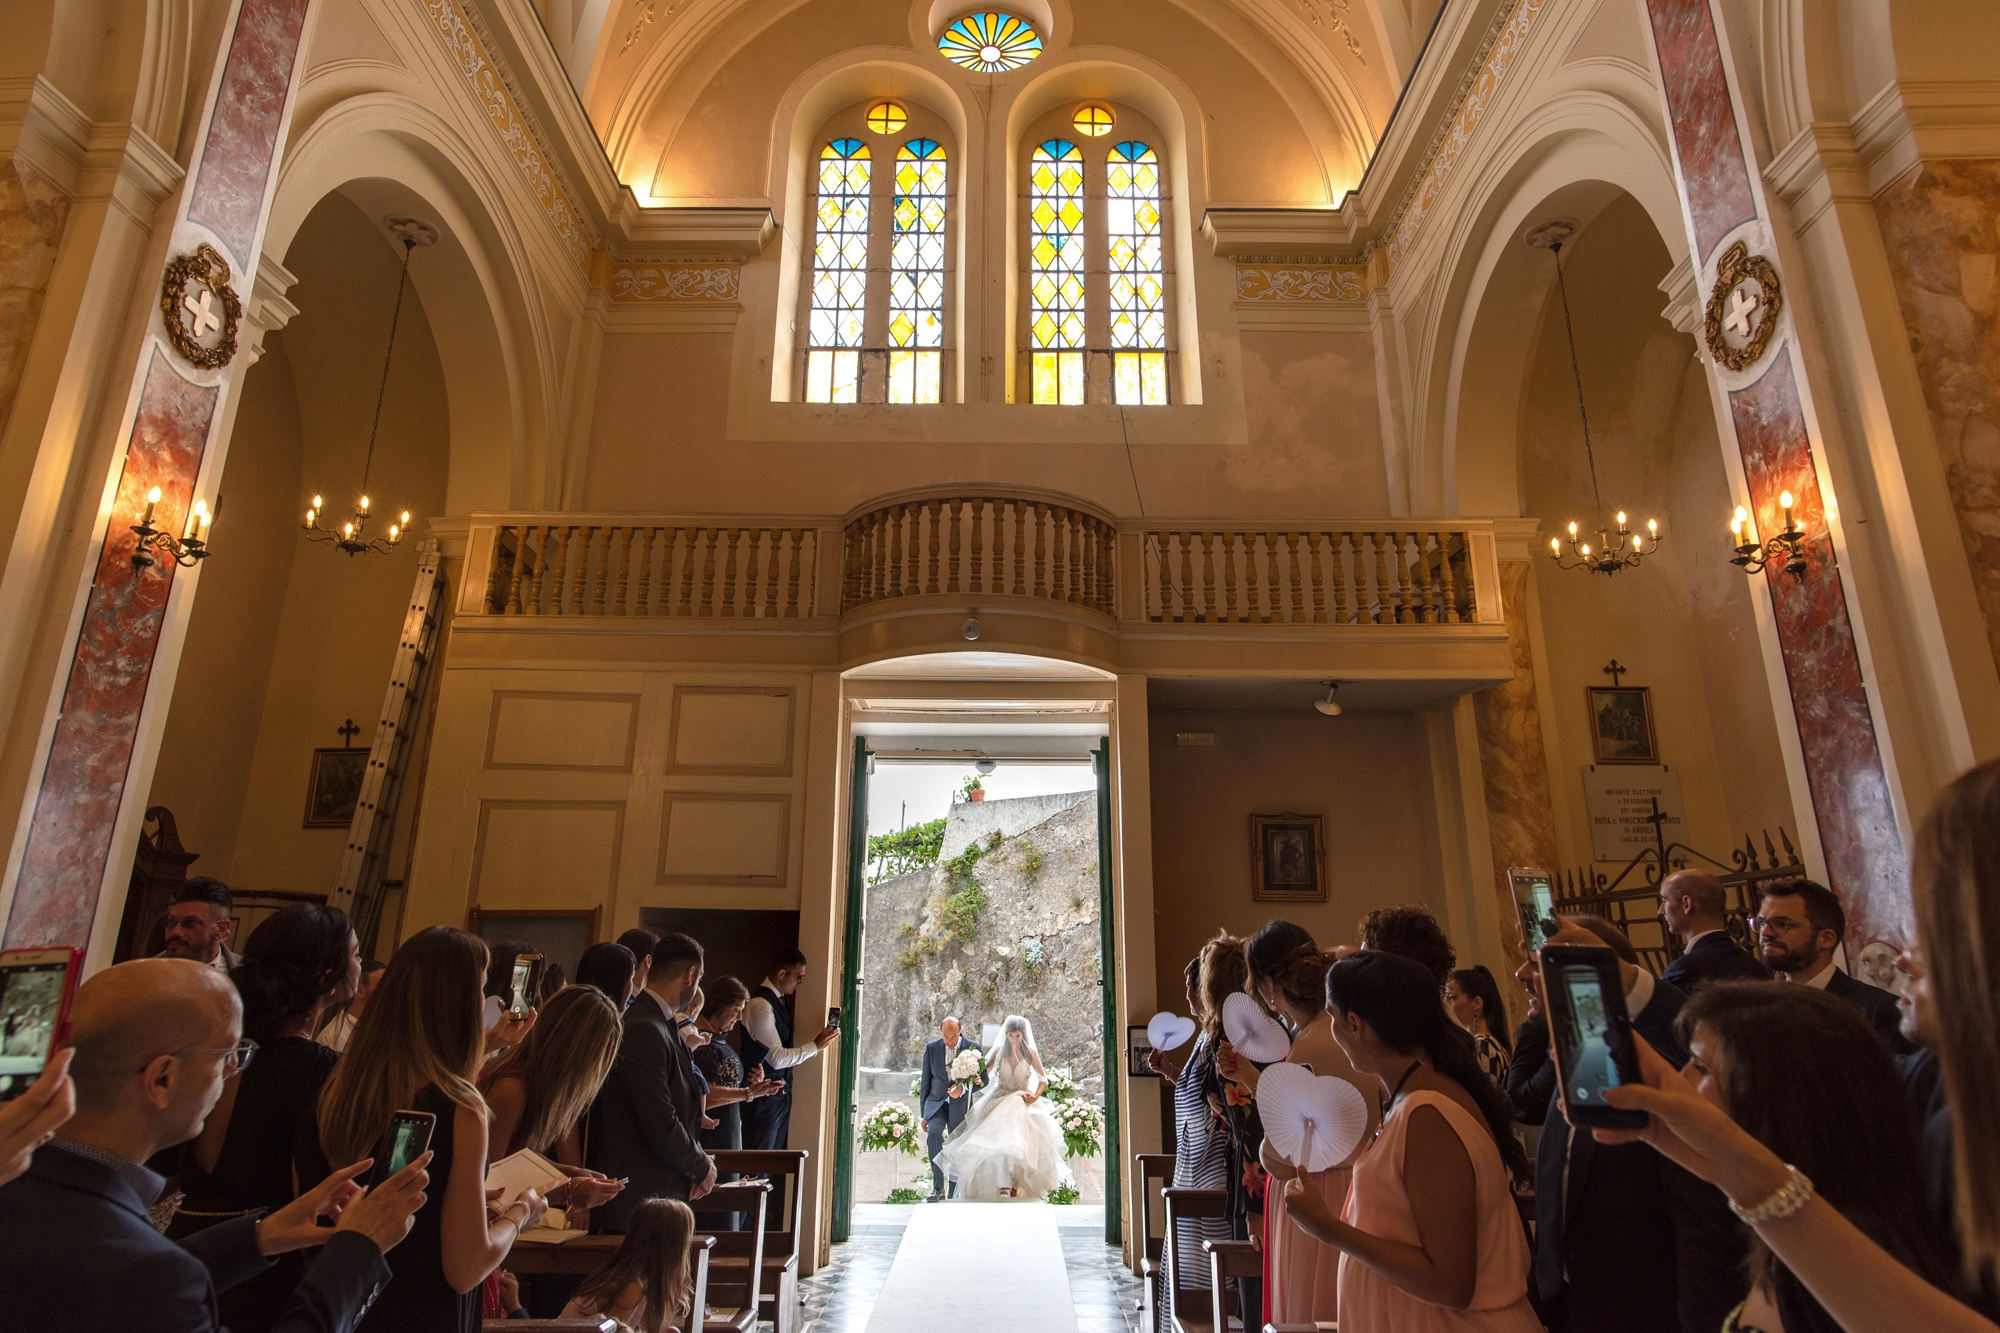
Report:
937,1051,1075,1201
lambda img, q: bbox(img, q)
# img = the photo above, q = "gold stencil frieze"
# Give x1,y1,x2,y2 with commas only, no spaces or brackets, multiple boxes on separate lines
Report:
1237,265,1366,302
611,264,741,302
421,0,593,271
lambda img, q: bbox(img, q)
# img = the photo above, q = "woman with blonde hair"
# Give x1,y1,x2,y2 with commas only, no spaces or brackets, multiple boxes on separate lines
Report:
309,926,549,1332
479,985,626,1215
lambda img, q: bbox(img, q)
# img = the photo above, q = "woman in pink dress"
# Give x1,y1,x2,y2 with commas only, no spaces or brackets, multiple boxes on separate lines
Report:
1222,931,1377,1325
1282,950,1541,1333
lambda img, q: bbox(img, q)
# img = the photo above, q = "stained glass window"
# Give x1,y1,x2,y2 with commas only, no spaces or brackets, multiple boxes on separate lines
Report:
806,138,870,404
938,12,1042,73
1107,141,1167,406
889,139,948,405
1029,139,1085,406
866,101,907,135
1073,104,1115,138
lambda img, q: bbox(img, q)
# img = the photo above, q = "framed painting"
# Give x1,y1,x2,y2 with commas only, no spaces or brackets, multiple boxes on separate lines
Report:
1126,1025,1157,1078
303,748,369,828
1587,687,1658,764
1250,812,1327,902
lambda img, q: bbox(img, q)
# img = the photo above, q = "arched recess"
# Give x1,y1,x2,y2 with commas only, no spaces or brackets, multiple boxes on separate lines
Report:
1001,51,1211,405
766,53,975,403
266,98,556,512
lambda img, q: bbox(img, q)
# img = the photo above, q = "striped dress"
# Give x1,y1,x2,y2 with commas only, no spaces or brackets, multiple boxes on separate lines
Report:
1170,1032,1232,1311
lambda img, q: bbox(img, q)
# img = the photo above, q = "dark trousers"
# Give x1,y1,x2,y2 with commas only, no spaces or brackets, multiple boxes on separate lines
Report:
924,1094,970,1195
743,1089,790,1151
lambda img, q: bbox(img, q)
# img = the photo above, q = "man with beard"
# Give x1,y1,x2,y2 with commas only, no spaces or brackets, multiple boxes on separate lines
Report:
155,879,241,973
1755,878,1913,1054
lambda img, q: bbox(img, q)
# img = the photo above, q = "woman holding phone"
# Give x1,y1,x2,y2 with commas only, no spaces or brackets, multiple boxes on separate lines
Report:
480,985,626,1213
311,927,548,1332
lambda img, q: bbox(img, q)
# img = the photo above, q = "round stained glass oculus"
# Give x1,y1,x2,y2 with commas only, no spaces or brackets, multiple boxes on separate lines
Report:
865,100,908,135
1073,103,1115,137
938,12,1043,73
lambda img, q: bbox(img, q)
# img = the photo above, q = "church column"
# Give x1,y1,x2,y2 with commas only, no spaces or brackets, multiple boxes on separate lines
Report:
1636,0,1910,950
0,0,318,959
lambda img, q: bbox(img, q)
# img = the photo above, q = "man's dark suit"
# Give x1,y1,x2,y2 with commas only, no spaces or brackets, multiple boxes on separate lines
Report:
0,1143,389,1333
589,989,712,1231
1824,966,1917,1055
918,1037,982,1196
1521,976,1748,1333
1661,931,1770,993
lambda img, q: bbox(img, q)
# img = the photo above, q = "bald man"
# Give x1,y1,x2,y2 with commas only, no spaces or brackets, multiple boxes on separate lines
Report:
1657,870,1771,993
0,959,428,1332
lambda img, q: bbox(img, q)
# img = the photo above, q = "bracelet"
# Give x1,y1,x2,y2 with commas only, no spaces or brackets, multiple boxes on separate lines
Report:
1728,1165,1814,1225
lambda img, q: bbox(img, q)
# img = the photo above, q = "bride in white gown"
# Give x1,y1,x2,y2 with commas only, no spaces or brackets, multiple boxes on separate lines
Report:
937,1015,1075,1201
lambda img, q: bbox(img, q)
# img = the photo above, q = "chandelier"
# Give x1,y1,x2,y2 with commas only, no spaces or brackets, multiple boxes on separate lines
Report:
1531,223,1662,577
304,218,430,556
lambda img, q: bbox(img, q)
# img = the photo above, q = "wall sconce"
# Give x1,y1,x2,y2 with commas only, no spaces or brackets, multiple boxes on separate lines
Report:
1729,491,1806,576
131,485,213,570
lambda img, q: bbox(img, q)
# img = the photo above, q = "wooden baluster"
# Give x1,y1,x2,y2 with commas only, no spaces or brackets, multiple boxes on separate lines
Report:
787,530,805,616
1260,532,1278,623
633,527,657,615
1101,522,1117,616
692,528,715,616
1198,532,1215,622
1221,533,1239,622
920,501,936,594
754,530,773,618
545,526,570,613
608,527,630,615
1082,516,1097,610
1065,510,1082,604
841,522,860,611
1174,532,1190,623
946,500,961,593
1309,533,1328,624
1372,532,1393,624
1282,532,1302,624
563,526,585,614
1393,530,1416,623
579,526,601,614
1446,531,1467,623
484,528,512,612
667,529,688,616
1008,502,1024,595
718,528,740,616
1165,534,1183,622
969,500,985,593
1412,531,1437,624
591,527,613,615
886,505,903,598
1026,503,1042,600
1329,533,1350,623
499,528,525,614
525,526,549,614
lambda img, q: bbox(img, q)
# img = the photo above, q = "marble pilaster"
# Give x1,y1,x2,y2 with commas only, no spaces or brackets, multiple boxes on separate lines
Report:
1472,560,1560,966
0,156,70,440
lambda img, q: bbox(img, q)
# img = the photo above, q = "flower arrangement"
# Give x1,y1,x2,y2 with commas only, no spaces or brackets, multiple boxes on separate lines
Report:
1041,1066,1078,1103
1052,1098,1105,1159
1048,1183,1081,1205
860,1100,922,1156
948,1045,986,1089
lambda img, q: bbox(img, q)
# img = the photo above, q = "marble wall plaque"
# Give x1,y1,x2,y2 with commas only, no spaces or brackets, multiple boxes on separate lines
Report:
1582,765,1686,862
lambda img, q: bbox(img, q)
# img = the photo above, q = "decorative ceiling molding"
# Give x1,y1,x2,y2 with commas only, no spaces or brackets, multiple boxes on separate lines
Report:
1235,264,1368,302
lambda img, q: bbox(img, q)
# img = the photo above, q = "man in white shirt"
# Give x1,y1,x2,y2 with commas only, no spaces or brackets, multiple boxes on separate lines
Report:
318,959,385,1052
739,948,839,1151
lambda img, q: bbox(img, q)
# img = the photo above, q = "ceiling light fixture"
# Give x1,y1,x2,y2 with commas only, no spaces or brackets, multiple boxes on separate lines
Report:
1529,223,1662,577
1314,681,1343,717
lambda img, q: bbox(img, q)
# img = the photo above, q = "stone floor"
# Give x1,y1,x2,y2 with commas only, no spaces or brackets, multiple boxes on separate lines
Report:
798,1204,1145,1333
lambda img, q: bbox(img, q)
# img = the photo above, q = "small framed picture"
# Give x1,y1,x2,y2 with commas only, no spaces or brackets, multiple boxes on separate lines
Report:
304,748,370,828
1250,813,1328,902
1587,687,1658,764
1126,1025,1157,1078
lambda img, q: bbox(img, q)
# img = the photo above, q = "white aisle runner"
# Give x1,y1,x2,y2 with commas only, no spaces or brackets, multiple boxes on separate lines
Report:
860,1202,1080,1333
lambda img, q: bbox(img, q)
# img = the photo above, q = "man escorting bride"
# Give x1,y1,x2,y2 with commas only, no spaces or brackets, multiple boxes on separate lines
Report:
937,1015,1075,1201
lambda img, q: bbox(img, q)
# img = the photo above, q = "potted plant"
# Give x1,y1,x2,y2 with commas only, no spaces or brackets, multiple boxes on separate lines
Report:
959,774,985,803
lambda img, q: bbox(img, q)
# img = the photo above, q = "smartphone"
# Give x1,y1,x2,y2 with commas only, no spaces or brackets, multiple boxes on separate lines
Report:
826,1006,841,1028
1509,867,1558,954
365,1109,437,1187
1540,945,1648,1129
0,947,82,1102
507,953,542,1016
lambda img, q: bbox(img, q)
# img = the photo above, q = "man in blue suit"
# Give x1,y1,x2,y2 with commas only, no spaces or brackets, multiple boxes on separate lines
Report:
1659,870,1771,994
918,1016,982,1201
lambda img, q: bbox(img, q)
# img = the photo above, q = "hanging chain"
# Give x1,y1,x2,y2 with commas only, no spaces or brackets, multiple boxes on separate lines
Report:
358,239,415,496
1550,241,1605,520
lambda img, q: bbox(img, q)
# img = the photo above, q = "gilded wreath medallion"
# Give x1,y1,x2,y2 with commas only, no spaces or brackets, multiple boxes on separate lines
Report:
160,244,242,370
1703,240,1783,372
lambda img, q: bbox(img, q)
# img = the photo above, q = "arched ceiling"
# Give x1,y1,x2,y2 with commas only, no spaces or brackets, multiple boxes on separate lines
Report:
539,0,1443,204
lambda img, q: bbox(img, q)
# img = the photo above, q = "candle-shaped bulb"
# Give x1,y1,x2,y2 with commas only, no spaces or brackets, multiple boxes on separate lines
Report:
305,509,315,523
1634,533,1644,550
399,511,410,525
1730,514,1743,537
147,486,162,505
1580,543,1591,557
1648,518,1658,534
1550,537,1561,553
1779,490,1794,511
1616,510,1627,527
343,522,354,538
194,500,211,540
389,524,400,541
359,495,370,511
311,495,323,509
1568,520,1578,536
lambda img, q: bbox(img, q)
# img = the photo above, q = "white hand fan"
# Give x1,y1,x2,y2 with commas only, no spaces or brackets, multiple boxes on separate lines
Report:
1147,1011,1196,1052
1256,1062,1370,1172
1221,991,1292,1063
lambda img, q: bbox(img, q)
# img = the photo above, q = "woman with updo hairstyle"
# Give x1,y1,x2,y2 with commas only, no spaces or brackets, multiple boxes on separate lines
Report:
167,904,360,1333
1444,966,1512,1090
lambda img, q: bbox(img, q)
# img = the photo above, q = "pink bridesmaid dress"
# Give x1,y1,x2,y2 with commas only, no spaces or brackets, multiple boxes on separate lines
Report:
1267,1018,1372,1325
1336,1090,1542,1333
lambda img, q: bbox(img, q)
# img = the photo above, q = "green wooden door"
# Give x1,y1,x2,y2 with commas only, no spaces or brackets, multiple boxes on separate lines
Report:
830,737,871,1243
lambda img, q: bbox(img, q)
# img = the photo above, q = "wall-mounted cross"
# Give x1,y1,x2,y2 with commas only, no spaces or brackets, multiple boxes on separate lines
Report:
1603,659,1629,688
337,719,361,747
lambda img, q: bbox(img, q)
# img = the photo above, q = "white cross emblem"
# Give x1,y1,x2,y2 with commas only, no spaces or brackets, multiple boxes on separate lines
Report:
1723,283,1760,340
182,286,221,338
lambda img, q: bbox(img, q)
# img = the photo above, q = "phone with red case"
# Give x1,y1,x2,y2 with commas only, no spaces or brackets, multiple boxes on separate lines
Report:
0,946,83,1101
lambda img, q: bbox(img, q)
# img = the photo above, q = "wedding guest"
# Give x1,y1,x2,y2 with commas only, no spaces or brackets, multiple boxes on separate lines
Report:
0,959,428,1333
1162,942,1233,1322
559,1198,696,1333
1358,904,1457,986
739,948,838,1151
319,958,385,1052
480,986,624,1174
576,943,638,1010
1658,870,1769,993
1284,950,1540,1332
1253,940,1378,1325
1677,981,1955,1333
917,1013,979,1201
590,933,716,1228
1444,966,1512,1090
693,977,781,1227
617,930,659,995
168,906,360,1332
1145,958,1201,1082
156,877,240,972
535,963,567,1007
311,926,549,1331
1756,880,1914,1054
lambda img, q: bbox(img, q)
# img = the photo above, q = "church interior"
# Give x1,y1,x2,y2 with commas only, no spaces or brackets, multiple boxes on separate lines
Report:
2,0,1998,1319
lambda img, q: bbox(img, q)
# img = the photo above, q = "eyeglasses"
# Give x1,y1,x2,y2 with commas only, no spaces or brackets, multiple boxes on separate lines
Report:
182,1038,258,1075
163,913,219,930
1749,916,1805,935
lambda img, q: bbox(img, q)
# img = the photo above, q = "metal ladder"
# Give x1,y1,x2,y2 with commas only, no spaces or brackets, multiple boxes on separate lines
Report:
331,537,447,948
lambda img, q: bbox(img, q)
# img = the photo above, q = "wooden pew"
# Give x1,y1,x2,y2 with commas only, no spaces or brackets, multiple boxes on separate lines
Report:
1161,1186,1229,1333
711,1148,809,1333
693,1180,770,1333
1204,1239,1259,1333
1133,1153,1175,1333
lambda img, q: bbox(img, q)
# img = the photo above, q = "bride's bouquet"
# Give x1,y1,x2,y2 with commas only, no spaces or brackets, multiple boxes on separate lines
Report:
859,1100,922,1156
1052,1099,1106,1159
948,1045,986,1090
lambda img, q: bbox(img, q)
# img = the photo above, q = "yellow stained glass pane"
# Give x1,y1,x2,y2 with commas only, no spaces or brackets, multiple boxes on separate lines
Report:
867,101,908,135
1073,103,1115,137
1058,350,1084,405
806,139,870,375
1108,139,1166,360
1033,351,1058,404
